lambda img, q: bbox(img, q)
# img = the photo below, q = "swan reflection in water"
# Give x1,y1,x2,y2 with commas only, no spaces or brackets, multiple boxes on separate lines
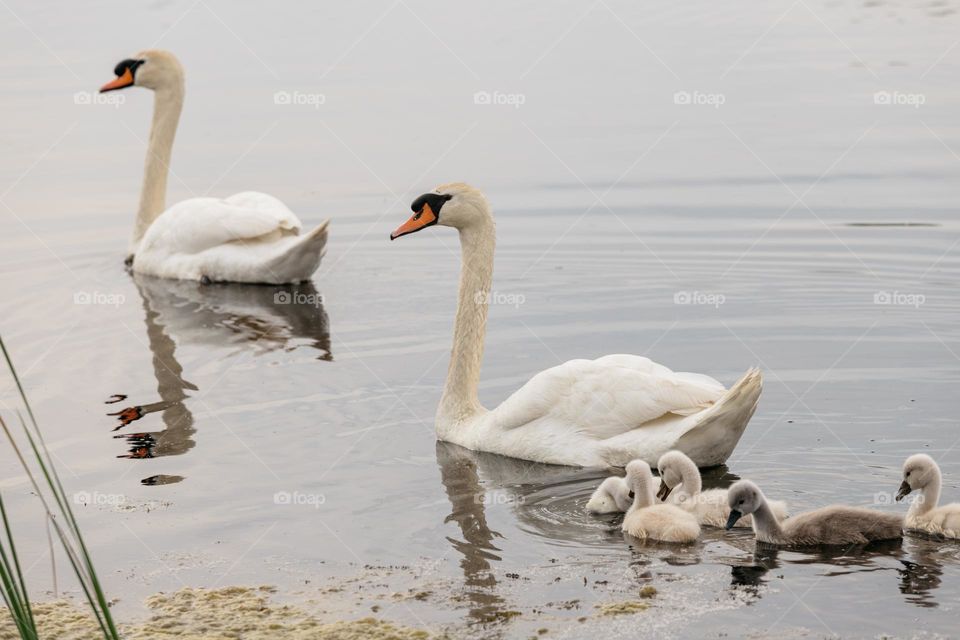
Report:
110,275,331,483
435,442,703,626
896,540,952,608
726,530,949,608
435,442,510,626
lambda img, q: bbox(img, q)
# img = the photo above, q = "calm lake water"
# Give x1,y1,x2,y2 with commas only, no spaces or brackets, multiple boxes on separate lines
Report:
1,0,959,637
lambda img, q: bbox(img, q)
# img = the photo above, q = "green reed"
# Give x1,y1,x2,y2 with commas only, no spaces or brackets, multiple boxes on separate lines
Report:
0,336,119,639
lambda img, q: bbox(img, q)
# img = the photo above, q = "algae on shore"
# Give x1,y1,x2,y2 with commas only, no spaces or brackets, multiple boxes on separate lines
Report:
595,600,650,616
0,586,434,640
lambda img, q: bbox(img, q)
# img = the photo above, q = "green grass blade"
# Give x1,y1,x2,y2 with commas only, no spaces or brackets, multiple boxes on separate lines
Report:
10,415,116,638
0,496,33,629
0,337,119,639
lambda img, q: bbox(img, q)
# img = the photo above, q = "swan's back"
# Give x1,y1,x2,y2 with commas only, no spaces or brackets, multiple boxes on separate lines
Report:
930,506,960,538
491,355,725,439
908,504,960,538
135,192,329,283
622,504,700,543
780,506,902,546
140,194,300,253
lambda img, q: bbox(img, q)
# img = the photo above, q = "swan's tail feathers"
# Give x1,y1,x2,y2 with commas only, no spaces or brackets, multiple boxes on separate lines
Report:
265,219,329,283
675,367,762,468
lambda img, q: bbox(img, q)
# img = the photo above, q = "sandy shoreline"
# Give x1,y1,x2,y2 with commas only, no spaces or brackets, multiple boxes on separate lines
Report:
0,587,434,640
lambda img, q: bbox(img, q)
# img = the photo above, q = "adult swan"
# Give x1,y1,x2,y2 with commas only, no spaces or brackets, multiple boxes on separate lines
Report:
391,183,762,468
100,50,329,284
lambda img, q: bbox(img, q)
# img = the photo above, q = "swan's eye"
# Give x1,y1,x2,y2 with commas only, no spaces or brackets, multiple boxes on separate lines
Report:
412,211,423,221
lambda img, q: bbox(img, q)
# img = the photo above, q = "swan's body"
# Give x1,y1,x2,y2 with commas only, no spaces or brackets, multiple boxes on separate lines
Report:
621,461,700,543
897,454,960,539
657,450,788,528
101,50,328,283
727,480,902,547
391,183,762,468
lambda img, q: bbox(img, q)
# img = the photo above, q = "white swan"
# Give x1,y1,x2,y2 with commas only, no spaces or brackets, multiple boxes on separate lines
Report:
726,480,903,546
586,476,633,514
100,50,329,284
897,454,960,539
587,472,675,514
622,461,700,543
657,450,788,528
390,183,763,467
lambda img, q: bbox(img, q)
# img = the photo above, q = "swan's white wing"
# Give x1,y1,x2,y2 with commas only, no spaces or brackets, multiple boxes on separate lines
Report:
140,191,302,256
490,355,725,440
223,191,301,230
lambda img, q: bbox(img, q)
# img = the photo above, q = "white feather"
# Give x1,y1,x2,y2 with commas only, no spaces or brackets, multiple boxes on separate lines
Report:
134,193,328,283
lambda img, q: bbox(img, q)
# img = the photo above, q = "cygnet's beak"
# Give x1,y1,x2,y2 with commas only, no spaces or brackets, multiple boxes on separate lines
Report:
895,480,913,502
656,482,673,502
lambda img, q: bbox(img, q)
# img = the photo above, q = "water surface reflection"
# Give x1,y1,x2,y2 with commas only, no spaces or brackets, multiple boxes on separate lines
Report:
723,534,951,609
109,277,332,483
435,442,510,627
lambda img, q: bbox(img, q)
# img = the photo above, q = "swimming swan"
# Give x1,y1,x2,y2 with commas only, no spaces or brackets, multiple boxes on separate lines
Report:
621,461,700,543
390,183,763,467
100,50,329,283
586,474,669,514
657,450,788,527
726,480,902,546
586,476,633,514
897,454,960,539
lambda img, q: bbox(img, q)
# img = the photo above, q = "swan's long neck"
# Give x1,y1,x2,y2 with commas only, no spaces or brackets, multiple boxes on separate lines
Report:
680,460,702,497
750,499,783,543
629,480,654,511
911,470,941,518
437,219,496,427
133,82,184,251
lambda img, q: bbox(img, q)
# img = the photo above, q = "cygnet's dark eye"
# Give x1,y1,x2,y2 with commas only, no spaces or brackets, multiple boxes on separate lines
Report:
628,491,635,499
906,471,911,477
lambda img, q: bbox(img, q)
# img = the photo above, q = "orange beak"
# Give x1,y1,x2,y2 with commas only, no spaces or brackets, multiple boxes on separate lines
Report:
100,68,134,93
390,203,437,240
